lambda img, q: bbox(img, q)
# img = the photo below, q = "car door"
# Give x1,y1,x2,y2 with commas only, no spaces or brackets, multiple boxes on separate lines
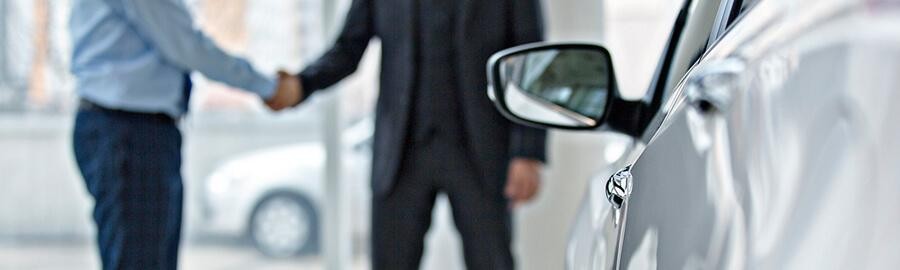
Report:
564,0,743,269
485,0,900,268
614,1,750,268
620,0,900,269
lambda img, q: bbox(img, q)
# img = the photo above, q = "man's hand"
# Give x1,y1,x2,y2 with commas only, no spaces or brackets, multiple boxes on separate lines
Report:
505,158,543,209
265,71,302,111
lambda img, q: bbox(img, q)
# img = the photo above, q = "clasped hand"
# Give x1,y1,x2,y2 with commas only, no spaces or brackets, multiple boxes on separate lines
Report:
265,71,303,111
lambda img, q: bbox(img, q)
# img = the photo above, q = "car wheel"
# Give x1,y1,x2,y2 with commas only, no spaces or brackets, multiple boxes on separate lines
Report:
249,193,319,258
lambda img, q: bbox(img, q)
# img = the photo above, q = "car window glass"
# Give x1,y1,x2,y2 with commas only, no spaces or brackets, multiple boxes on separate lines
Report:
726,0,745,27
636,0,729,138
642,0,692,108
741,0,759,13
724,0,761,30
708,0,744,47
661,0,724,101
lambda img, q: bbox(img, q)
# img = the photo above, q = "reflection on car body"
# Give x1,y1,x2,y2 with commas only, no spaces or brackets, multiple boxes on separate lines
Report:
488,0,900,268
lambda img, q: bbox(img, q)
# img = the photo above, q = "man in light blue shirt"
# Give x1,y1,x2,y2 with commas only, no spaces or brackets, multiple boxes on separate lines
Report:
69,0,301,269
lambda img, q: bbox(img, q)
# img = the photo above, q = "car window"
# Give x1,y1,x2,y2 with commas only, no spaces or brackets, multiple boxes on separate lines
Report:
725,0,745,28
635,0,733,138
659,0,725,102
722,0,761,34
740,0,760,14
642,0,692,107
708,0,745,47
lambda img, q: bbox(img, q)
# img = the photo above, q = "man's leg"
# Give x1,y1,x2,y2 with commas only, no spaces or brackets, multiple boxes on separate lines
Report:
121,114,183,269
73,110,183,270
444,173,515,270
371,157,439,270
74,110,126,269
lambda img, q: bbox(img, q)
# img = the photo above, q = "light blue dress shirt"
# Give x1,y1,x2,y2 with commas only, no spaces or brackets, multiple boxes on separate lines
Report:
69,0,276,117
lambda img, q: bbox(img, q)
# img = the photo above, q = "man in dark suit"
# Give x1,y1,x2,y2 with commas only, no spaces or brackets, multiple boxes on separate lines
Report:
288,0,547,269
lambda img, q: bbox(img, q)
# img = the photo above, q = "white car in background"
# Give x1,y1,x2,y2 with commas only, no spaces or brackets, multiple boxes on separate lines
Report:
200,118,373,258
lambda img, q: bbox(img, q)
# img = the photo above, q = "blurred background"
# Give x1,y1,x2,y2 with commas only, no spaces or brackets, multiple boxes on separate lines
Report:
0,0,679,269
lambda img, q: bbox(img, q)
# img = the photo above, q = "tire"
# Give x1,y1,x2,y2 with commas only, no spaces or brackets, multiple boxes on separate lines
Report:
249,193,319,258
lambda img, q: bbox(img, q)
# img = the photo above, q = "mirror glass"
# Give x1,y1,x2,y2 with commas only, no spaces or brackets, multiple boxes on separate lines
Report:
498,48,612,128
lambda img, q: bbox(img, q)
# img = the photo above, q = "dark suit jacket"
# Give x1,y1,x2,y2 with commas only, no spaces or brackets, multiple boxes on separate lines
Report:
299,0,548,197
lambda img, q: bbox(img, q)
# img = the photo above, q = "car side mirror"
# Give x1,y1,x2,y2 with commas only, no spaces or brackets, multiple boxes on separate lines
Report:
488,43,619,130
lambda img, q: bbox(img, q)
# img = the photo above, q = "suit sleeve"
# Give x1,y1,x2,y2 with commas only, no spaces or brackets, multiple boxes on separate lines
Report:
298,0,375,99
508,0,549,162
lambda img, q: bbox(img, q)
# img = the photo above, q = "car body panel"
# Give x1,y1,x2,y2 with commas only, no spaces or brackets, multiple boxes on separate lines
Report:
567,154,633,270
618,0,900,268
565,0,728,268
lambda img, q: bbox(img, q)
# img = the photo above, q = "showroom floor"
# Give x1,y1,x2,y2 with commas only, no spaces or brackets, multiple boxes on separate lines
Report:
0,242,369,270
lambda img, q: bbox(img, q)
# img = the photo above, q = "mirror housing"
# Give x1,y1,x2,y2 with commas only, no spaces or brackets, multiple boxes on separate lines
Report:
488,43,625,131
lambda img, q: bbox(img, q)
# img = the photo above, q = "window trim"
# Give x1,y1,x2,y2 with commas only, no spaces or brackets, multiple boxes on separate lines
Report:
707,0,740,48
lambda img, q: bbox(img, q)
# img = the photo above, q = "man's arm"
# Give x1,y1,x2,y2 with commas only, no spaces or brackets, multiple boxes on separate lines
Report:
508,0,548,163
116,0,277,99
505,0,548,207
297,0,375,101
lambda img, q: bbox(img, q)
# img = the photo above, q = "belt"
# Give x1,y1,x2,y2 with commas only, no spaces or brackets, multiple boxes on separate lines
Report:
78,99,175,124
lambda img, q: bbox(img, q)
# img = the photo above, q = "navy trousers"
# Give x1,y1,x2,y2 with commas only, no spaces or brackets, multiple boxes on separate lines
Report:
73,106,183,270
371,132,515,270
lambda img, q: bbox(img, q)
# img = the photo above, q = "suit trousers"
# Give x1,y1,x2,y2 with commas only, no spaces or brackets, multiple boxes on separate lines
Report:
73,105,183,270
371,133,514,270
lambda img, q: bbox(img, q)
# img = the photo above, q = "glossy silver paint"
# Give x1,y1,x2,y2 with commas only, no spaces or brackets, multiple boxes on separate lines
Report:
566,163,627,270
617,0,900,269
565,0,900,269
567,0,727,268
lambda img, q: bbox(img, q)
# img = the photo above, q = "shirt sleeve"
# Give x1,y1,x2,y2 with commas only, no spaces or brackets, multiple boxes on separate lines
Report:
116,0,276,99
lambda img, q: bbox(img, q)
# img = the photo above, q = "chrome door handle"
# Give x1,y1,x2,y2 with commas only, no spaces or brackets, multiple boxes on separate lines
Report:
685,58,747,114
606,166,633,209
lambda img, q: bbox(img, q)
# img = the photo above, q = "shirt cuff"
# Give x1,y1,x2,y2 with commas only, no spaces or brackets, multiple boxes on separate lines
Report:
250,76,277,100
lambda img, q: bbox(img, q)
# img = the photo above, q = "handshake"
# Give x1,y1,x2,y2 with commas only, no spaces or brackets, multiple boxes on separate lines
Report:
264,71,304,111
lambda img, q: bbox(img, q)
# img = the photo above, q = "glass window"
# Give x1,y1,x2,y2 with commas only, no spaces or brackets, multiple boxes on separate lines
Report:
724,0,762,32
725,0,745,28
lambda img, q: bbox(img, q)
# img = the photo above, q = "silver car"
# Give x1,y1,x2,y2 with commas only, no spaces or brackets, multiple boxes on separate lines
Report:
200,117,373,258
487,0,900,268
